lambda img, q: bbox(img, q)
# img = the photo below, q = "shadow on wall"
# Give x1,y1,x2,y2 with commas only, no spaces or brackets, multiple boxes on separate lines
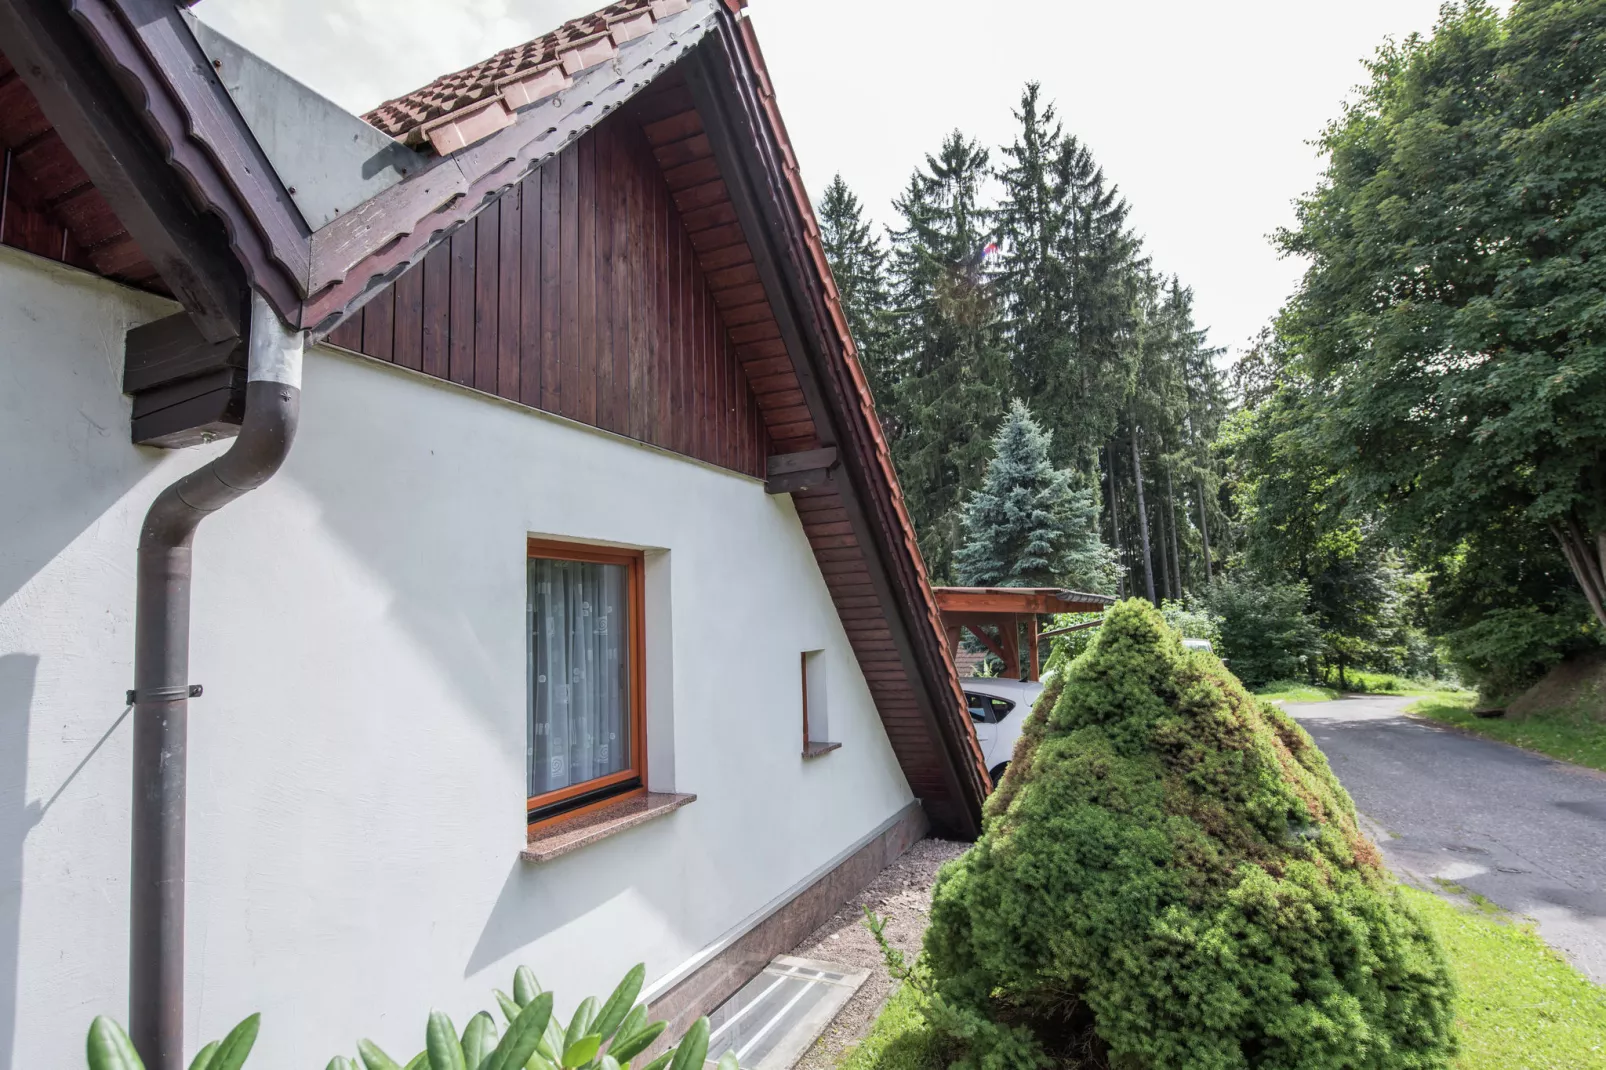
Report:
464,858,634,977
0,654,40,1066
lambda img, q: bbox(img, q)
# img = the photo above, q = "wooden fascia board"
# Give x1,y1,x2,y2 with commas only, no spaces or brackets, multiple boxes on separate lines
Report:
0,0,248,339
936,591,1108,615
706,29,990,832
699,20,990,831
68,0,309,326
681,31,984,838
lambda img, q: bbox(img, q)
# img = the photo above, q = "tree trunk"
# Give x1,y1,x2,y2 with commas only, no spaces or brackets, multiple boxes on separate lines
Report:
1166,467,1183,598
1553,512,1606,629
1197,480,1213,581
1105,446,1125,598
1157,483,1174,601
1130,424,1156,603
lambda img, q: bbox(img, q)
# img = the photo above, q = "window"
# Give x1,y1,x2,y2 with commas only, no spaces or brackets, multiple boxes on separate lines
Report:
965,693,994,724
965,693,1015,724
802,649,838,757
527,539,646,830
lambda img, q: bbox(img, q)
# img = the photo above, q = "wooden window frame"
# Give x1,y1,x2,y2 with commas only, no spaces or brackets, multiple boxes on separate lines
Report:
526,538,648,835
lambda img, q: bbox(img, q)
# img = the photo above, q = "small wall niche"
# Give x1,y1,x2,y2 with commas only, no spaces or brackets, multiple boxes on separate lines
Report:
801,649,838,759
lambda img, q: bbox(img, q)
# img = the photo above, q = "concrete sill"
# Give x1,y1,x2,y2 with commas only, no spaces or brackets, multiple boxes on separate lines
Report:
522,792,695,863
802,741,841,760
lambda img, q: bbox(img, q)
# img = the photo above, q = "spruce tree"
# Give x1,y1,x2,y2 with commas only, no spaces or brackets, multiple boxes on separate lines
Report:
954,399,1114,591
995,84,1140,475
887,131,1010,582
818,175,897,423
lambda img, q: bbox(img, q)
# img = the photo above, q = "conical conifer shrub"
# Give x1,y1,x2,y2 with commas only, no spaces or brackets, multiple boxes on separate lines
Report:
923,599,1457,1069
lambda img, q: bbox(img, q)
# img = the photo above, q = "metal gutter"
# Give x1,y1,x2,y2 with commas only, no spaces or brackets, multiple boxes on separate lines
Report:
129,292,306,1069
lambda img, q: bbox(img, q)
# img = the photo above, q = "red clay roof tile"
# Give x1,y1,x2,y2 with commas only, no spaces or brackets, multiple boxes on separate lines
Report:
363,0,666,146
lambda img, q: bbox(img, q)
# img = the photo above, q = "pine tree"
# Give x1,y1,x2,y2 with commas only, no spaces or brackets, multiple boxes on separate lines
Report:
954,399,1114,591
887,131,1010,582
995,85,1140,475
818,175,897,422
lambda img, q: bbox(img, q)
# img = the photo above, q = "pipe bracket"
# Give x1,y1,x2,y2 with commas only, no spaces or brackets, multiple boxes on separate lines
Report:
126,684,203,704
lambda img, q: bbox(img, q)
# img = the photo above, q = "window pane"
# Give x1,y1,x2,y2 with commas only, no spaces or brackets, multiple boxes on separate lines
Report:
527,556,632,798
965,694,992,723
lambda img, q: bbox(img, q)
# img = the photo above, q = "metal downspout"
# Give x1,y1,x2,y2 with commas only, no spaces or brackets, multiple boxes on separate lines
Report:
129,291,306,1069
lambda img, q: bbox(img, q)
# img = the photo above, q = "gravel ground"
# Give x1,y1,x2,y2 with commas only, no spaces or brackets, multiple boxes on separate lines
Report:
790,837,969,1070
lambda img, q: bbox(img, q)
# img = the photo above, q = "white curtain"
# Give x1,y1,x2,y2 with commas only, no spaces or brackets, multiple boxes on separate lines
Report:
527,557,631,798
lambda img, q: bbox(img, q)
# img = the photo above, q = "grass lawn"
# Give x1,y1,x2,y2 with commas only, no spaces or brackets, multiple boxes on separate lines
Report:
1321,668,1469,697
839,888,1606,1069
1255,679,1341,703
1254,673,1468,705
1410,694,1606,774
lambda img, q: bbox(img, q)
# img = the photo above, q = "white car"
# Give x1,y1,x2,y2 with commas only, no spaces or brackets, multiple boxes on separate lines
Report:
963,677,1043,787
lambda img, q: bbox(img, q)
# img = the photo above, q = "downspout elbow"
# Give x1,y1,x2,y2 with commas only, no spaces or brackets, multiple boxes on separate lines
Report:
140,295,305,549
129,291,306,1069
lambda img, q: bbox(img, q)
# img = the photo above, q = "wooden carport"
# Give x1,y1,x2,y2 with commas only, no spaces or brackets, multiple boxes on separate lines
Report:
935,587,1115,682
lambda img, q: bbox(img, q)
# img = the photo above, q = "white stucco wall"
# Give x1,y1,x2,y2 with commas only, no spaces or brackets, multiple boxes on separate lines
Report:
0,246,915,1067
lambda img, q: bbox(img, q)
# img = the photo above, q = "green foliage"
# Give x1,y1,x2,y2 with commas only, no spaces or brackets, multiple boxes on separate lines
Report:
1423,515,1602,698
1277,0,1606,629
1443,607,1597,700
83,966,727,1070
845,885,1606,1070
1253,681,1342,704
837,982,946,1070
828,84,1226,593
993,82,1140,475
883,131,1011,582
1158,597,1221,646
819,174,897,416
954,399,1115,591
1201,573,1322,688
921,600,1456,1068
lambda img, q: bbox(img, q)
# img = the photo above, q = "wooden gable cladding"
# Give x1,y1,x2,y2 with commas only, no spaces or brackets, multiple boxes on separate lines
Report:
324,108,768,479
628,74,819,455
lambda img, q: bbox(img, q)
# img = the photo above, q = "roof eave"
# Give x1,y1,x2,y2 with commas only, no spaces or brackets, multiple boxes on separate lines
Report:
683,11,989,838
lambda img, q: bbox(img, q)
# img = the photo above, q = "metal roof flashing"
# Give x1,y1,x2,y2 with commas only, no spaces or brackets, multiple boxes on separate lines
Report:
184,13,426,233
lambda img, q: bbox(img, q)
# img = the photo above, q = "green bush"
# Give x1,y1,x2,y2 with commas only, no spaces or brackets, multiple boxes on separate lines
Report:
1441,605,1601,703
921,599,1457,1069
85,964,735,1070
1202,573,1321,688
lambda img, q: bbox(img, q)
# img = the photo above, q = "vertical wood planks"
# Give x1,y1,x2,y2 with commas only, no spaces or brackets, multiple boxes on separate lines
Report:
498,181,521,401
540,158,562,415
328,109,767,480
519,169,543,408
421,242,450,380
576,132,597,427
474,201,499,394
559,143,580,422
449,221,476,387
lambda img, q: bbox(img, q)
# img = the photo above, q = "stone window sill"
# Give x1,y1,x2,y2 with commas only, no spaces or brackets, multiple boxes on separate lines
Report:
522,791,695,863
802,741,841,759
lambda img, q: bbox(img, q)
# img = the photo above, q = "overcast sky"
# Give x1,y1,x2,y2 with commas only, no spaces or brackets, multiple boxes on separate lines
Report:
194,0,1489,362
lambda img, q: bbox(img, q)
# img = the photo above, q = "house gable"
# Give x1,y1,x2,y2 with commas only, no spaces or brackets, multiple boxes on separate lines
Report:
341,18,989,836
324,108,770,478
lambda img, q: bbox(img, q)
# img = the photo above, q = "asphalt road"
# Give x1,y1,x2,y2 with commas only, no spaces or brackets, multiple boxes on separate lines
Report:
1287,694,1606,983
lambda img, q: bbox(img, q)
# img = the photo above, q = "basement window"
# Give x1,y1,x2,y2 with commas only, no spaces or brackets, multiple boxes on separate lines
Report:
801,649,838,758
